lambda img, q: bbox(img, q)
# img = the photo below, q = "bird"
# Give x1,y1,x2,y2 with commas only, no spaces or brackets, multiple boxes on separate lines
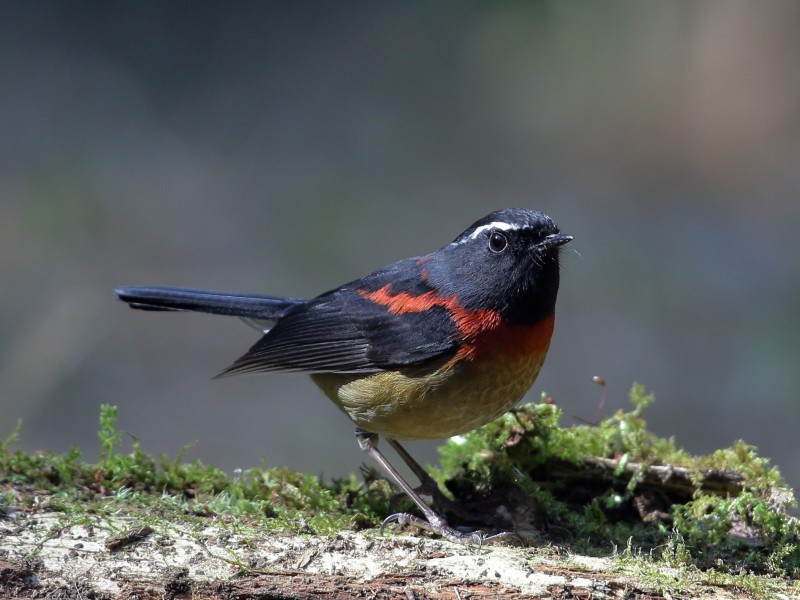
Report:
115,208,572,543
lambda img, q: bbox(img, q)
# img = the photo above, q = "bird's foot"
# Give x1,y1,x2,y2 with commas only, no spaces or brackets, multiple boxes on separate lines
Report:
380,512,519,546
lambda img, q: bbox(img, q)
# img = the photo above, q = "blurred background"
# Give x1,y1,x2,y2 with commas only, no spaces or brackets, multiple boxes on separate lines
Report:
2,2,799,498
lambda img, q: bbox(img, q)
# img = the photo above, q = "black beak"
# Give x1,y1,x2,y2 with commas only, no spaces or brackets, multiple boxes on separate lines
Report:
536,233,573,251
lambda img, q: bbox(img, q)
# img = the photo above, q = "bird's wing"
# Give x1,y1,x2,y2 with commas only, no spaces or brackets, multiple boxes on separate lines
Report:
217,259,461,376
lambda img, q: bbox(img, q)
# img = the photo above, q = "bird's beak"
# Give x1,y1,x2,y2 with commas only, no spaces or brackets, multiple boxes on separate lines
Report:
536,233,573,251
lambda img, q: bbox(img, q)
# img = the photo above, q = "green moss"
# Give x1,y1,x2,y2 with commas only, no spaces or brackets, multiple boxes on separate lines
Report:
3,386,798,587
612,539,800,600
0,405,389,536
435,384,800,578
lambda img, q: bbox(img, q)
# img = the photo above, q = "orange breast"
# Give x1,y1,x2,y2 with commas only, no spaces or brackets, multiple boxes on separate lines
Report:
451,310,555,365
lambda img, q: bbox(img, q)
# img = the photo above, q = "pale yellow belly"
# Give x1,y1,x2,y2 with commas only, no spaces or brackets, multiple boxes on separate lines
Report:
311,352,547,441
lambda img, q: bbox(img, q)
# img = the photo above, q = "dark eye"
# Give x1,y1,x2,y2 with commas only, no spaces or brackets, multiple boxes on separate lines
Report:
488,231,508,253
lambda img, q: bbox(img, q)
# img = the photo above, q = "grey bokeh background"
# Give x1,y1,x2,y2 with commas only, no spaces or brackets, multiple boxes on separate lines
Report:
2,3,799,496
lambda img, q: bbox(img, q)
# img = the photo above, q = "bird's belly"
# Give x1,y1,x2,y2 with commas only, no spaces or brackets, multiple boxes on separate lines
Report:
311,314,554,440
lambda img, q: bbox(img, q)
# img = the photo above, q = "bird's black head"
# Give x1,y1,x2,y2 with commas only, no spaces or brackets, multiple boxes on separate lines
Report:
426,208,572,324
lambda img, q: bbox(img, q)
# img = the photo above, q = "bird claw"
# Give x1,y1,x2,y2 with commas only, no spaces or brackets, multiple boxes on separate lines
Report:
380,512,519,546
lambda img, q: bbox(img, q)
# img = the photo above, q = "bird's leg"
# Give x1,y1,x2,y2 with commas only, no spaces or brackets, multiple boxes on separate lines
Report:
387,439,503,526
356,430,514,545
387,438,458,515
387,439,439,494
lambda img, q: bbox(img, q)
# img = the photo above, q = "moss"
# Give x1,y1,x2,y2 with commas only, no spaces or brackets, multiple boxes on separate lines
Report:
0,405,389,537
2,386,798,588
435,384,800,578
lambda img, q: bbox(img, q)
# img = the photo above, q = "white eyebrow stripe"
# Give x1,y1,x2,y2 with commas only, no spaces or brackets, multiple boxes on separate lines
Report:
467,221,517,240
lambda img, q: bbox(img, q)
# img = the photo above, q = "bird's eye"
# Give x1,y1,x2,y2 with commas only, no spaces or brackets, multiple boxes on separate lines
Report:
488,231,508,253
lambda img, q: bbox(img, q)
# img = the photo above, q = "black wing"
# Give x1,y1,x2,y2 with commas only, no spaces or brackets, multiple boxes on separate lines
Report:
217,258,459,376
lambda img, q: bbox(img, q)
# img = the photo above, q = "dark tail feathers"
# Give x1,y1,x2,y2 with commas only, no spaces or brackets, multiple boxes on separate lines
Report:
115,286,304,320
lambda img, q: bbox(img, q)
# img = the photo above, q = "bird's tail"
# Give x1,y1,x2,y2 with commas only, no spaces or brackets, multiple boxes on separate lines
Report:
115,286,304,321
